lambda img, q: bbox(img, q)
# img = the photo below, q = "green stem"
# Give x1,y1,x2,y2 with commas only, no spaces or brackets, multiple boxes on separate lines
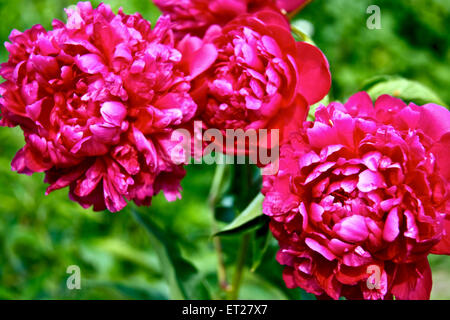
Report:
209,162,227,206
228,162,254,300
209,163,230,292
212,226,229,291
228,233,251,300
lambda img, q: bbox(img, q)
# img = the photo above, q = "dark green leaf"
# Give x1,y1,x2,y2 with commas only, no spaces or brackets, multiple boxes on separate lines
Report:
216,194,266,236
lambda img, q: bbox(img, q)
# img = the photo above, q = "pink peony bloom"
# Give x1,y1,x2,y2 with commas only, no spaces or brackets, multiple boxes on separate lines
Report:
0,2,206,212
262,92,450,299
179,10,330,155
153,0,313,38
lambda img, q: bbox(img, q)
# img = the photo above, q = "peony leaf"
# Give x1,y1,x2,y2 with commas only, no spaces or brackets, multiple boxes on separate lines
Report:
362,76,447,107
132,209,211,300
216,193,267,236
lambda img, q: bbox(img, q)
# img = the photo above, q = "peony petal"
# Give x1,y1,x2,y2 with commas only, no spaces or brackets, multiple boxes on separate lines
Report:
89,123,120,144
342,246,372,267
245,95,262,110
75,160,104,197
101,101,127,126
305,238,336,261
75,53,107,74
333,215,369,243
310,203,324,222
383,207,400,242
328,238,353,255
417,103,450,142
25,98,44,121
344,91,374,117
191,43,218,78
307,122,339,149
295,42,331,105
431,132,450,180
431,217,450,255
357,169,386,192
403,209,419,239
362,151,382,171
282,268,297,289
299,151,321,169
391,259,432,300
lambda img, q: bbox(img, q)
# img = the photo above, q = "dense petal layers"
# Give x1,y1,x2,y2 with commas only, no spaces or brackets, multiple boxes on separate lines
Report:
0,3,206,212
181,10,330,155
262,92,450,299
153,0,313,38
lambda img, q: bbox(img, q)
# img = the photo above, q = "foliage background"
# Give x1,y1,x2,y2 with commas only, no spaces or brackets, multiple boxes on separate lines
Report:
0,0,449,299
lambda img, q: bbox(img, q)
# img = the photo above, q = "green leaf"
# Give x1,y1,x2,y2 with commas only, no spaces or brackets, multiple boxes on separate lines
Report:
216,193,266,236
132,209,211,300
362,76,446,107
250,222,271,272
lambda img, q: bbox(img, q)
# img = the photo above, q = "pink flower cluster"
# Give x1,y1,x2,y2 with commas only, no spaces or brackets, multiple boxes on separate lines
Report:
263,92,450,299
2,0,449,301
0,3,206,212
0,1,323,212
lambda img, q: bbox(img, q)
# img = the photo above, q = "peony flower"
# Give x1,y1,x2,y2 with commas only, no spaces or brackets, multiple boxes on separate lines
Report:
153,0,313,38
262,92,450,299
0,2,207,212
178,10,330,155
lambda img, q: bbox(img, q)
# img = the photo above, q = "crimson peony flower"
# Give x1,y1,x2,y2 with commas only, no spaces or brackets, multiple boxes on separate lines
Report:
262,92,450,299
153,0,313,38
0,2,207,212
178,10,330,155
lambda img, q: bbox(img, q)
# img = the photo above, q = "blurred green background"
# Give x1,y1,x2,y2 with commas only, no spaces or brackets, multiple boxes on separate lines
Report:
0,0,449,300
